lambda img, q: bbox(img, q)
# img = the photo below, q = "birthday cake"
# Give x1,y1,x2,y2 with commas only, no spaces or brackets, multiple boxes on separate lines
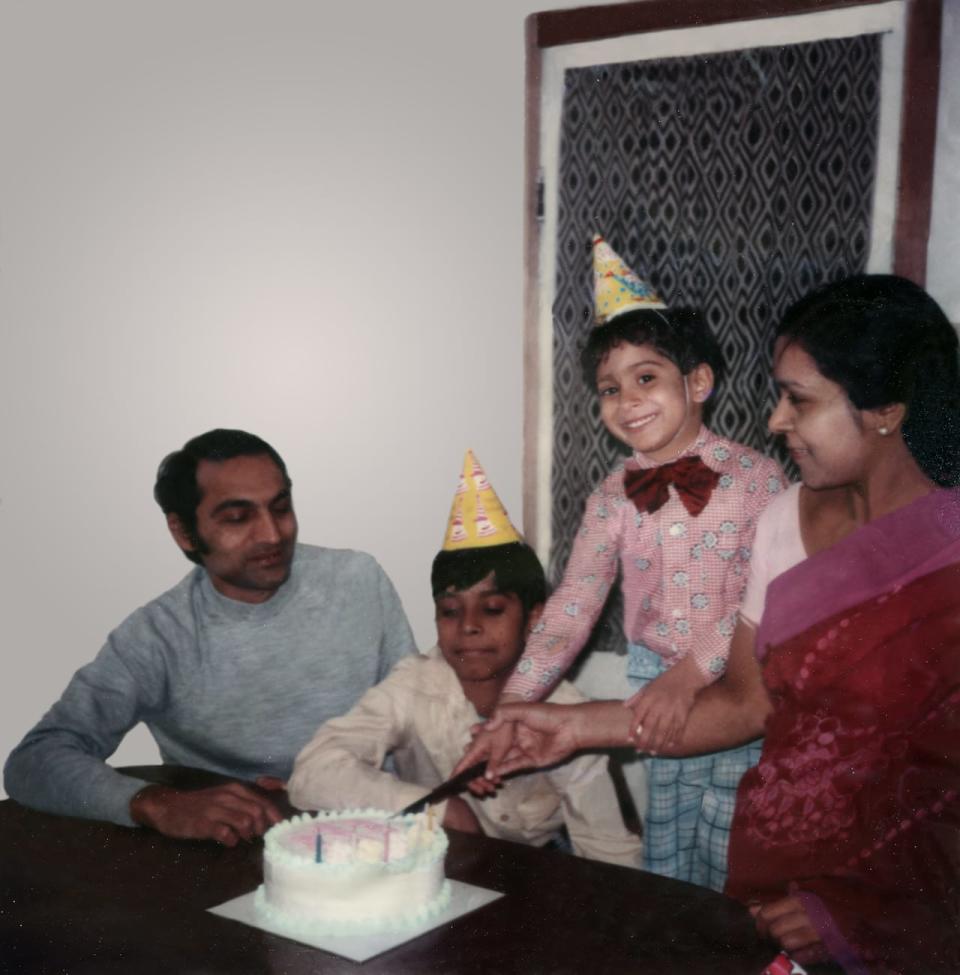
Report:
255,808,451,936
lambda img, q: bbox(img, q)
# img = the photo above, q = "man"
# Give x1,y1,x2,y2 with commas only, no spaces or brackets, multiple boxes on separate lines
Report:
4,429,416,845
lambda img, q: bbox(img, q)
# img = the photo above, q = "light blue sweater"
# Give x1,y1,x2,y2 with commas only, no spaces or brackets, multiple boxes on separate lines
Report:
4,544,416,826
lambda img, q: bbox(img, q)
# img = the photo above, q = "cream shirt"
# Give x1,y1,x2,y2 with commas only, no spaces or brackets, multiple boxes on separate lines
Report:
288,648,643,869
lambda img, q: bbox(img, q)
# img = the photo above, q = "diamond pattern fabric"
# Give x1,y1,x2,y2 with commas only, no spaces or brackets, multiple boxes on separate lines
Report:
551,35,880,657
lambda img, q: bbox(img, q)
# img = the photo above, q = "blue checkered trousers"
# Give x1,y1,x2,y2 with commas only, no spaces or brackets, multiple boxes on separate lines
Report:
627,642,762,891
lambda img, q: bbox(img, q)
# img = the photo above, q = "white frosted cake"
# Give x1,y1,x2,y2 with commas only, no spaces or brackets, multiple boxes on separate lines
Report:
255,808,451,936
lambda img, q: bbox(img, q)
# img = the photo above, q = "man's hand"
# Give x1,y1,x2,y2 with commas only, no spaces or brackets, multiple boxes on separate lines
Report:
441,796,482,834
625,654,708,754
752,896,828,967
130,782,284,846
254,775,287,792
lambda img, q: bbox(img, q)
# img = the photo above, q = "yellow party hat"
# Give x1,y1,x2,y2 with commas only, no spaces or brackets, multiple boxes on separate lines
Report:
592,233,666,324
442,450,522,550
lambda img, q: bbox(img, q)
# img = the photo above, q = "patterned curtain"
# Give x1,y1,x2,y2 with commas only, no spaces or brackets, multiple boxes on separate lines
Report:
551,35,880,658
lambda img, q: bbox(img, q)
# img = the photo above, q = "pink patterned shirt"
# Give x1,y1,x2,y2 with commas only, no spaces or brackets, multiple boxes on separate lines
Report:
506,426,786,700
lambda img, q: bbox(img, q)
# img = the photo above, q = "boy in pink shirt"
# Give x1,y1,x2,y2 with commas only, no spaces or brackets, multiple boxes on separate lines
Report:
466,236,785,889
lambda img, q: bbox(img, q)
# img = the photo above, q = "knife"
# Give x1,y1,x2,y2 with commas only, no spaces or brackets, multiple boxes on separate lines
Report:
394,762,488,817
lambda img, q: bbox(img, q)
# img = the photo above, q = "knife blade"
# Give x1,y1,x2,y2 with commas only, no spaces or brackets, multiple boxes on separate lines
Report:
394,761,487,817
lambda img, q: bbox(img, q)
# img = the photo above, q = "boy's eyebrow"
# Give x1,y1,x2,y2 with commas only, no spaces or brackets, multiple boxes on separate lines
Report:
435,586,506,600
597,358,665,380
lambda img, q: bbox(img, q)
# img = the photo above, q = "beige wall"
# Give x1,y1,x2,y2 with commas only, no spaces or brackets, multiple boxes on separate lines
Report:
1,0,958,785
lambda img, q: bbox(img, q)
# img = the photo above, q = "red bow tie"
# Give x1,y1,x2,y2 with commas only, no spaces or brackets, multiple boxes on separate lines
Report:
623,455,720,517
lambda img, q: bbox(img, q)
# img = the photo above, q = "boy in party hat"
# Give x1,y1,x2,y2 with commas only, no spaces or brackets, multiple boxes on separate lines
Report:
460,235,785,890
287,451,642,867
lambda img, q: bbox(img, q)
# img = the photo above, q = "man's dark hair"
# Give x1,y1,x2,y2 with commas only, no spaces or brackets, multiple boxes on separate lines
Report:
154,429,291,564
430,542,547,616
777,274,960,487
580,307,725,404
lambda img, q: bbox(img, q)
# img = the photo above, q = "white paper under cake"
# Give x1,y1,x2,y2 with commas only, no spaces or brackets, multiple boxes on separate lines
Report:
209,881,503,963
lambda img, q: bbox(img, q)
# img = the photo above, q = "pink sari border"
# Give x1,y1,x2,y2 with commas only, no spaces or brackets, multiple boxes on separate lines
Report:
756,488,960,658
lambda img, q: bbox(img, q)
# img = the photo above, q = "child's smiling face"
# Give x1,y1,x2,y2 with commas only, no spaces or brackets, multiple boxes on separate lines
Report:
434,573,539,687
595,341,713,462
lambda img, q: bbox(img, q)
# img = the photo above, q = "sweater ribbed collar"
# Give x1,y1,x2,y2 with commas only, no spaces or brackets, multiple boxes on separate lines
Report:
196,544,303,623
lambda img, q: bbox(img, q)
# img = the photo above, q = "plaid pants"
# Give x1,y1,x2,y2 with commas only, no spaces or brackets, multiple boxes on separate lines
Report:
627,642,761,892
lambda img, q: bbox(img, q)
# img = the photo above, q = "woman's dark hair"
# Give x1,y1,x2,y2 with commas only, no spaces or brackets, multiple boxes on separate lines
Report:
431,542,547,616
777,274,960,486
154,428,291,563
580,306,724,392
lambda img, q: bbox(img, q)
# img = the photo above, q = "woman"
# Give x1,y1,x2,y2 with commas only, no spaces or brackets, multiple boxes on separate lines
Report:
468,275,960,974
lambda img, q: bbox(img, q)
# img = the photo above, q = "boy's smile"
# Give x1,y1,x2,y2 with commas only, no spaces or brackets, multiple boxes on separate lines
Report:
595,342,712,463
435,574,541,692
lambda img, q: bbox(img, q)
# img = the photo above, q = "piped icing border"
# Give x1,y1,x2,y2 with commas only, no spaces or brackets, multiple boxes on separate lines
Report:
252,879,452,937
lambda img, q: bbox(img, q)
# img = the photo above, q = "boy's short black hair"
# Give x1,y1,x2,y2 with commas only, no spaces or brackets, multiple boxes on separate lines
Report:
431,542,547,615
579,307,725,391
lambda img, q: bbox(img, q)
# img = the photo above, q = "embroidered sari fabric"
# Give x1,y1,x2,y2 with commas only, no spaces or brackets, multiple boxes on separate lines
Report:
726,490,960,974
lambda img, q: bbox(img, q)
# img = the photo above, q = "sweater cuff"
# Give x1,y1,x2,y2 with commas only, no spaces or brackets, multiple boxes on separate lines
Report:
105,774,152,828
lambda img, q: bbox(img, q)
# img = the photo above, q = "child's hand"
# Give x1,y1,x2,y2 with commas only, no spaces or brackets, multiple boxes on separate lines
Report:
752,895,827,967
625,654,708,754
441,796,483,834
455,720,517,795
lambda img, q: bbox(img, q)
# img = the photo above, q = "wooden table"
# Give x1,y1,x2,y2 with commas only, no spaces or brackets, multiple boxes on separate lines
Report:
0,766,825,974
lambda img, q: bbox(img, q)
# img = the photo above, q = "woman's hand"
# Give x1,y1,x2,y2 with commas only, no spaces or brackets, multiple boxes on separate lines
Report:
454,707,565,791
752,896,828,967
625,654,708,754
489,703,584,775
457,701,634,780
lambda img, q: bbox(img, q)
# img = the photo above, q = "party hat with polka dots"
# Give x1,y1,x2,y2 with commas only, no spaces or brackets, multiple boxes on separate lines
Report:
592,233,666,324
442,450,522,550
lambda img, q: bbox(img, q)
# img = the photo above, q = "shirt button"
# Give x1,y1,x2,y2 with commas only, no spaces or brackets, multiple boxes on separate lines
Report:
669,522,685,537
500,814,510,822
672,609,682,618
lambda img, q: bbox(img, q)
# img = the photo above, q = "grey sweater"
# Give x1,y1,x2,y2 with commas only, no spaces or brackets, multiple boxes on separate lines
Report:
3,544,416,826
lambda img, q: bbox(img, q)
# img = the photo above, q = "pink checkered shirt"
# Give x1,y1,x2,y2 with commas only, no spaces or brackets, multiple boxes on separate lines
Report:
506,426,787,700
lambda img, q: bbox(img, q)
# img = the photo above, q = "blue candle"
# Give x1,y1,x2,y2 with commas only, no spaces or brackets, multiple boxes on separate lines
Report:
315,834,323,863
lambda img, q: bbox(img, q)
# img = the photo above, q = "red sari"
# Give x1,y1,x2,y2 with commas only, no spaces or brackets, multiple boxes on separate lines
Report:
726,490,960,975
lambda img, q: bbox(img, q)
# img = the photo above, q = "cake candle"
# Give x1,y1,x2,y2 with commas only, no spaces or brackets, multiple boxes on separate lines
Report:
315,833,323,863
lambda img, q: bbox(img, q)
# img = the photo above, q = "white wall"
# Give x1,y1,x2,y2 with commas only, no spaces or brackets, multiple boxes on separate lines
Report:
928,0,960,317
2,0,959,790
0,0,588,778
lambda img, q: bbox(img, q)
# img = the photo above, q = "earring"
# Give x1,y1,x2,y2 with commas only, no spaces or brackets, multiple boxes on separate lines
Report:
878,426,889,436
